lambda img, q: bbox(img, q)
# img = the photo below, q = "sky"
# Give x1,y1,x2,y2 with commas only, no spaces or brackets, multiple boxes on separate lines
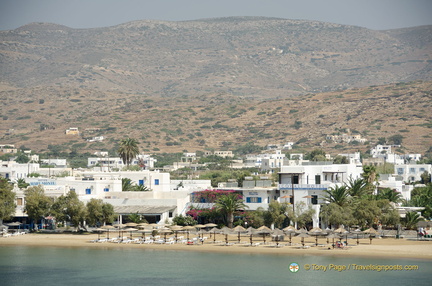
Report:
0,0,431,31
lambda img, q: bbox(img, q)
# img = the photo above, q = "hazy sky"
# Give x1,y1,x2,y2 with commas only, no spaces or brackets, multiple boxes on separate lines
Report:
0,0,431,31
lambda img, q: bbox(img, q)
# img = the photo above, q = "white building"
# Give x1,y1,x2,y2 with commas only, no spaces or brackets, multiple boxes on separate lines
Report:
17,170,208,225
278,162,363,228
87,154,156,170
0,160,40,180
395,164,432,183
378,174,414,201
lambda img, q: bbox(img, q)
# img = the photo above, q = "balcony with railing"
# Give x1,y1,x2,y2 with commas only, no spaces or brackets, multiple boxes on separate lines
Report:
278,184,328,191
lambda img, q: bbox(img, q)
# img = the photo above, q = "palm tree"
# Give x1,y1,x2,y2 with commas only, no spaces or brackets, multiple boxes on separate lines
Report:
376,188,402,203
403,211,422,230
345,177,368,198
121,178,134,192
117,138,140,167
362,165,380,194
215,193,247,228
323,185,350,206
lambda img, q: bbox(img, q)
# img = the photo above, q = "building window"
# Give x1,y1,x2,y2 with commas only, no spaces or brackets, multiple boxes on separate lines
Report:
139,180,144,186
17,198,23,206
154,179,159,185
104,188,109,192
169,211,173,218
246,197,262,203
315,175,321,184
409,168,416,174
292,175,299,184
397,168,404,175
85,188,91,194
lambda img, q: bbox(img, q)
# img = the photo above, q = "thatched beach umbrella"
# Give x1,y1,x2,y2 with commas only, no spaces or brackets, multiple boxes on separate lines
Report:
170,225,183,242
363,227,378,244
205,223,217,237
283,226,296,245
327,233,340,249
257,226,272,244
101,225,115,239
124,227,138,240
94,228,106,240
232,225,247,243
246,227,257,245
297,232,310,247
308,228,324,246
334,227,349,245
272,228,284,247
158,228,173,242
182,225,195,241
352,228,364,245
125,222,138,227
115,224,125,239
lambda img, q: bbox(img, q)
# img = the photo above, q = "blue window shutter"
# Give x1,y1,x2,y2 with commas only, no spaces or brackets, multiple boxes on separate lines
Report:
86,188,91,194
154,179,159,185
139,180,144,186
246,197,251,203
257,197,262,203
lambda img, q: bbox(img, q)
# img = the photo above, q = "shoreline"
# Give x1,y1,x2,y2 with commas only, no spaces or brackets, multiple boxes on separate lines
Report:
1,233,432,260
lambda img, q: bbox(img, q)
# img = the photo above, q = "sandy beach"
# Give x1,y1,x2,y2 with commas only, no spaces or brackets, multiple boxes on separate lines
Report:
1,232,431,260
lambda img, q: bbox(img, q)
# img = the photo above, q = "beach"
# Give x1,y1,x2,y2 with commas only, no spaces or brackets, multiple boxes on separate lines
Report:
1,232,431,260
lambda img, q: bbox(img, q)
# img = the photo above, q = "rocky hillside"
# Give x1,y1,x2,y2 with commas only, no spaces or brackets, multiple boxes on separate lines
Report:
1,17,431,155
0,17,431,98
1,80,431,155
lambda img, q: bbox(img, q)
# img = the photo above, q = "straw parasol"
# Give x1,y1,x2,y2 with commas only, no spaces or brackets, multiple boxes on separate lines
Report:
94,228,106,240
170,225,183,242
246,227,257,245
257,226,272,244
204,223,217,237
208,227,220,243
272,228,284,247
283,226,296,245
352,228,364,245
123,227,138,240
182,225,195,241
101,225,115,239
125,222,138,227
232,225,247,243
158,228,173,242
308,227,324,246
363,227,378,244
327,233,340,249
334,227,349,245
297,232,310,247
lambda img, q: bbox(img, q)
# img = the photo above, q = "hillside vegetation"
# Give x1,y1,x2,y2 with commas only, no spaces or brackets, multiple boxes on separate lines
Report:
0,17,431,155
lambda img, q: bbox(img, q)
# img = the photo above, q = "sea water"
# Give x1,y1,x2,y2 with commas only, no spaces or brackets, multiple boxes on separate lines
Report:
0,246,430,286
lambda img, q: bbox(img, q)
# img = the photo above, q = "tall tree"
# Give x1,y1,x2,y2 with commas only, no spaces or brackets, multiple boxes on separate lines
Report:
323,185,350,206
86,199,116,226
215,193,247,228
24,186,52,226
0,178,16,223
362,165,379,194
263,201,290,228
346,177,368,198
117,138,140,167
376,188,402,203
403,211,422,230
52,191,87,230
320,203,354,228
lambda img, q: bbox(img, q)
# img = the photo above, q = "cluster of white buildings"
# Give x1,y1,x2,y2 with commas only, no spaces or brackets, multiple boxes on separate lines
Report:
1,143,430,228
